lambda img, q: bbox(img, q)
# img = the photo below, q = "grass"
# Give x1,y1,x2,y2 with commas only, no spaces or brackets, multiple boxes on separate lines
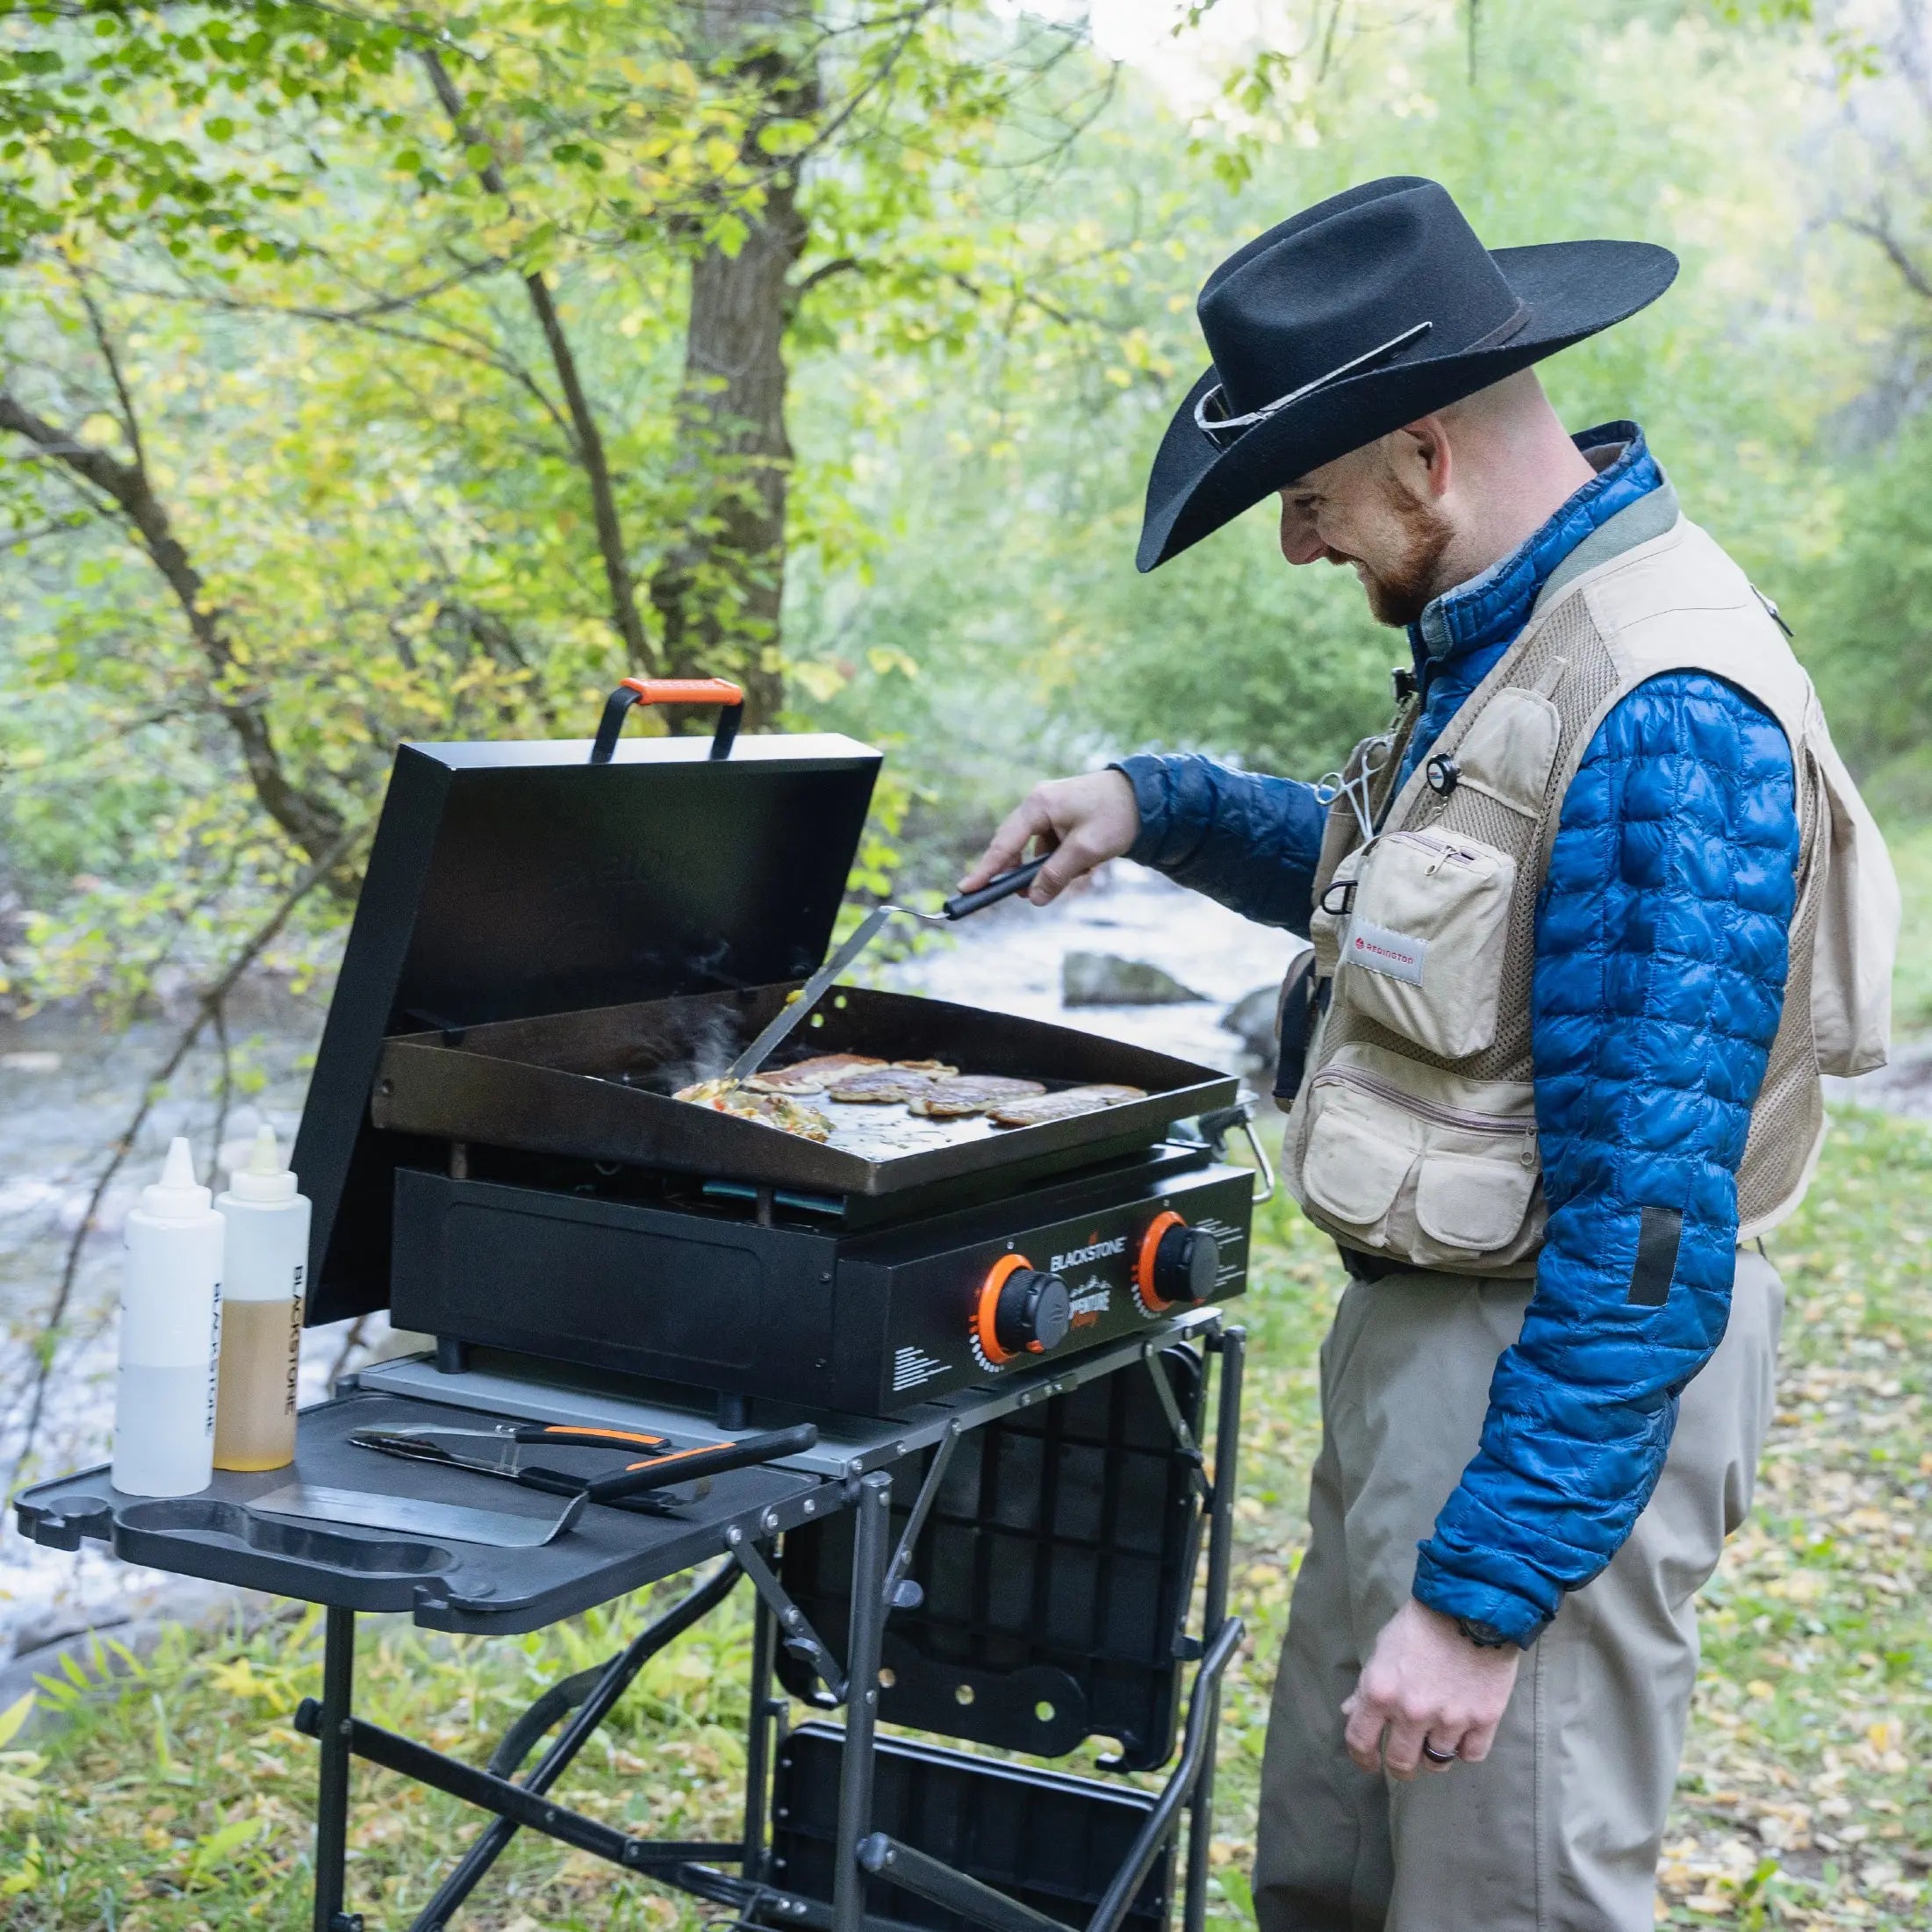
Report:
1879,821,1932,1037
0,1108,1927,1929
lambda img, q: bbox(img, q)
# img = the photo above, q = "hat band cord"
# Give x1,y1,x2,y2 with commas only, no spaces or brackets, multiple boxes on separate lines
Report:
1190,288,1532,454
1194,319,1433,450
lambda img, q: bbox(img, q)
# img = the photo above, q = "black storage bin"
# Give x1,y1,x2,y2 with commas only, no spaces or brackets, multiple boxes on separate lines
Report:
769,1723,1172,1932
777,1346,1205,1770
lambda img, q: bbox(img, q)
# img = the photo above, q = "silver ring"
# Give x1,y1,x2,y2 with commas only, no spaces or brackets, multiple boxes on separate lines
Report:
1421,1740,1459,1765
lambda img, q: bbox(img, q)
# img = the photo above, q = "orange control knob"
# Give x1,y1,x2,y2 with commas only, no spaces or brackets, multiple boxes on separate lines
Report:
1137,1211,1220,1312
975,1253,1071,1364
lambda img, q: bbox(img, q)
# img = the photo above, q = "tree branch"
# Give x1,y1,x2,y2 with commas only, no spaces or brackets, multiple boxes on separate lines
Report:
68,260,147,475
0,389,353,886
1845,211,1932,306
104,278,577,446
420,49,657,673
791,255,861,302
6,823,364,1492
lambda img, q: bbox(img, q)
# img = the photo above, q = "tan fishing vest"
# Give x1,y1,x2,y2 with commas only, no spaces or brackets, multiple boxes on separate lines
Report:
1283,509,1899,1277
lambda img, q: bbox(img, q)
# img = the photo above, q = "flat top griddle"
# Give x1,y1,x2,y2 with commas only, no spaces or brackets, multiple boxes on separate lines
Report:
373,981,1238,1199
288,709,1241,1325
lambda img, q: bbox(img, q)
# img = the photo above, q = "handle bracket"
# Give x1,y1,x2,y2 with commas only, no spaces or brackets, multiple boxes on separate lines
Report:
590,678,744,765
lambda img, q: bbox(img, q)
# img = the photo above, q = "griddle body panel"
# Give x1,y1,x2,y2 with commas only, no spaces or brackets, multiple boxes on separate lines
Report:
390,1153,1252,1414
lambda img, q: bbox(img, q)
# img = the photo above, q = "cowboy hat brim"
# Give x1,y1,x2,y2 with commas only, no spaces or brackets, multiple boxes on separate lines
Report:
1136,237,1678,572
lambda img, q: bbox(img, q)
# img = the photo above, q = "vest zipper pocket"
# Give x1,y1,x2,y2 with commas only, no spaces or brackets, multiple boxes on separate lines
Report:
1310,1067,1536,1163
1295,1057,1544,1266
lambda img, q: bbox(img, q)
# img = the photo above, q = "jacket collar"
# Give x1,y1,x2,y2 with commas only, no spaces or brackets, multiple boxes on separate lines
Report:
1411,420,1663,667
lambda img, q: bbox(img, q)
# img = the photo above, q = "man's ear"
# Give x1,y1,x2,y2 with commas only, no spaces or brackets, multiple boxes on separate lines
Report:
1394,415,1454,500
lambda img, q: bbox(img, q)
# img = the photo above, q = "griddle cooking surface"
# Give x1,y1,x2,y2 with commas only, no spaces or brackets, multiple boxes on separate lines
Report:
374,983,1238,1198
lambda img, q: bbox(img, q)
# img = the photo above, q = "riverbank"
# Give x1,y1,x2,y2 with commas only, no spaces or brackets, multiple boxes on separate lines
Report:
1,1105,1924,1928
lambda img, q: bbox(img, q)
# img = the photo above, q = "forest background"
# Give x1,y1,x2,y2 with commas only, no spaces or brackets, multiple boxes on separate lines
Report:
4,0,1932,1927
10,0,1932,1022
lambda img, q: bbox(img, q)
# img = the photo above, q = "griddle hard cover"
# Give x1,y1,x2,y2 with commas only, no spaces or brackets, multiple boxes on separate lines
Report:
294,729,881,1325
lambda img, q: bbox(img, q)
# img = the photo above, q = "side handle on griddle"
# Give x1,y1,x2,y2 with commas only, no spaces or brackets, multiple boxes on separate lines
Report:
590,677,745,765
584,1423,820,1505
941,857,1047,921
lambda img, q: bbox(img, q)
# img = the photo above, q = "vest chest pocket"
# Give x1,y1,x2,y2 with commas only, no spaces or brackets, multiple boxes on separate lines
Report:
1336,830,1515,1059
1310,846,1366,980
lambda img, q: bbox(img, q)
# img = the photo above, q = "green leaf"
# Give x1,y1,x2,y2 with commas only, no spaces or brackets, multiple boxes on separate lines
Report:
0,1691,35,1750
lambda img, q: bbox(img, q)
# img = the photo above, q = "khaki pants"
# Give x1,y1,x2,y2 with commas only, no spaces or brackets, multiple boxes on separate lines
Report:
1253,1250,1783,1932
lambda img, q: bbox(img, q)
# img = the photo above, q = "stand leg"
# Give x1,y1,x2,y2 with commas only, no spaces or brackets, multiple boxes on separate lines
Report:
1184,1330,1245,1932
313,1606,357,1932
409,1560,738,1931
743,1580,778,1882
831,1473,894,1932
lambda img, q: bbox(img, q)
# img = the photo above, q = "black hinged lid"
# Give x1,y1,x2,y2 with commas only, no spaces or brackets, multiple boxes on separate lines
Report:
294,729,880,1322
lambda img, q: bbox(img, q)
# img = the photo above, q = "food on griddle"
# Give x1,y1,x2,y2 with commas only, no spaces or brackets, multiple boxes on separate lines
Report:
891,1059,959,1076
675,1078,833,1141
988,1084,1146,1128
909,1075,1048,1119
827,1066,947,1105
745,1052,887,1094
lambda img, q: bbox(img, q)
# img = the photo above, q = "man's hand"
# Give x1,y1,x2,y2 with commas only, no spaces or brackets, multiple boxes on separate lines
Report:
959,771,1139,907
1341,1598,1519,1780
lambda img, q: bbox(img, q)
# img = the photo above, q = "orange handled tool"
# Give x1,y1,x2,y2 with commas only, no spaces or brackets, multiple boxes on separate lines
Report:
590,676,744,765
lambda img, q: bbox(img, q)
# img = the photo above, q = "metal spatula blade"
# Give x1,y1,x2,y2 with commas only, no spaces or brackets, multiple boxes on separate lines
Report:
252,1481,584,1548
724,858,1047,1088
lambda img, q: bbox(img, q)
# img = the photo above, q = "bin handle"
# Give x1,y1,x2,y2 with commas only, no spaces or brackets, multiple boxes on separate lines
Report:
590,678,744,765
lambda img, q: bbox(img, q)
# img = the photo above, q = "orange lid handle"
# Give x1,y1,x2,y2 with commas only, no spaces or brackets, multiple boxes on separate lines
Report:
591,676,745,764
619,678,745,707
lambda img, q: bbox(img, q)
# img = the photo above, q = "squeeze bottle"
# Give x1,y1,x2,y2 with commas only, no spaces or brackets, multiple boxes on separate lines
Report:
113,1136,224,1497
213,1124,310,1472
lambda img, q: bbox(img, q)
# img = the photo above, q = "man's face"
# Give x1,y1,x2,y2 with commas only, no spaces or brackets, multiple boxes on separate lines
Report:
1276,433,1454,628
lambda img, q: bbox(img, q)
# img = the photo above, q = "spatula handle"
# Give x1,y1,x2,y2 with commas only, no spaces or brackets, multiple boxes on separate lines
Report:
585,1424,820,1504
942,857,1046,921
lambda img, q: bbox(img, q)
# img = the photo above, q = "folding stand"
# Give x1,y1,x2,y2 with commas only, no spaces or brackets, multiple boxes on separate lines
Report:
16,1320,1245,1932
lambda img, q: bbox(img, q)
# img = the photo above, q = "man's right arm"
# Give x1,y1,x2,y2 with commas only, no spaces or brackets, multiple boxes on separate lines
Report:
959,753,1328,936
1114,753,1328,935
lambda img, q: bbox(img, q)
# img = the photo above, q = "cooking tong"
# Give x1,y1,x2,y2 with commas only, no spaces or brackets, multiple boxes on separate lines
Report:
349,1421,820,1519
725,856,1048,1086
351,1421,671,1488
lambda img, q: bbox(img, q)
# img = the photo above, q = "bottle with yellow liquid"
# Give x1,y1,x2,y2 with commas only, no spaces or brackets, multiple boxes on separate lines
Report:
213,1126,310,1472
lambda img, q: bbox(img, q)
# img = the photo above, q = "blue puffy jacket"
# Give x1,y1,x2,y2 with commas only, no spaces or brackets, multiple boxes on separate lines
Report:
1117,427,1800,1643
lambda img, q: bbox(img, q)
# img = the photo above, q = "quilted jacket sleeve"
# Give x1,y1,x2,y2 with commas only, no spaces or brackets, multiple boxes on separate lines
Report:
1411,672,1800,1644
1112,752,1328,936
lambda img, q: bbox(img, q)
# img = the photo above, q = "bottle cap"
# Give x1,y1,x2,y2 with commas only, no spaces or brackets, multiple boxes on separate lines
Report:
216,1107,267,1182
140,1137,213,1220
226,1124,298,1203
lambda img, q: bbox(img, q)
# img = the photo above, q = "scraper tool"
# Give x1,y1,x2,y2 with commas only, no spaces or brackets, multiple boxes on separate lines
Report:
250,1480,586,1548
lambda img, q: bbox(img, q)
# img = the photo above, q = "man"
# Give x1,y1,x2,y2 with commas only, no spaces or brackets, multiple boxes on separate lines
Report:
960,178,1894,1928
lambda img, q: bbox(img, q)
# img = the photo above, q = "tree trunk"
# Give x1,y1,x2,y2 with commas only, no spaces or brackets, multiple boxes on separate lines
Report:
649,11,815,729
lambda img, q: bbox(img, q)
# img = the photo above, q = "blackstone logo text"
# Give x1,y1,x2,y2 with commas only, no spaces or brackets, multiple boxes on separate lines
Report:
1052,1235,1128,1273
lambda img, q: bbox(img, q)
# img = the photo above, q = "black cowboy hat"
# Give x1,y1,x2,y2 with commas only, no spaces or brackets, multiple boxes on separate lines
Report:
1138,176,1677,571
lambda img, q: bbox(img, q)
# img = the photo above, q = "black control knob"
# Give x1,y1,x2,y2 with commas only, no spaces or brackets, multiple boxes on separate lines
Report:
995,1268,1071,1356
1152,1224,1219,1306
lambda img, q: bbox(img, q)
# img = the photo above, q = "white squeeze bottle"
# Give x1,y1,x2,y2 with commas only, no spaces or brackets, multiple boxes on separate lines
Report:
213,1125,310,1472
113,1136,225,1497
